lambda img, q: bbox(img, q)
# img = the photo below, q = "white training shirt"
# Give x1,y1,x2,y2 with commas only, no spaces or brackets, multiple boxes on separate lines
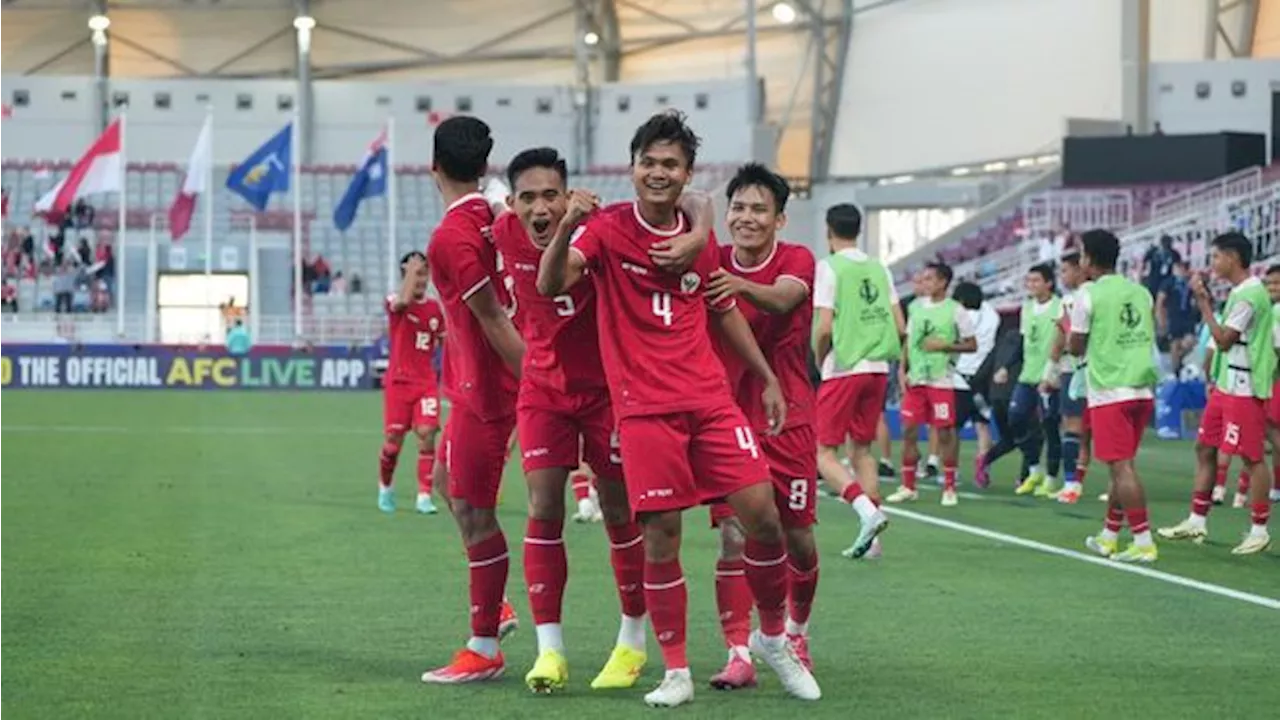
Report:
1218,276,1262,398
813,248,899,380
954,302,1000,389
1069,280,1155,408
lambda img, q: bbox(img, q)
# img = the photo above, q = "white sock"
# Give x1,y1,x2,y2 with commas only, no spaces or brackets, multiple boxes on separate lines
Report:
1030,465,1041,476
1099,528,1119,542
417,492,431,500
927,454,940,468
1062,481,1082,492
1187,514,1207,530
785,618,808,637
466,636,500,658
616,614,647,652
535,623,564,653
665,667,692,678
1250,523,1269,538
1132,530,1154,547
729,645,750,662
850,494,878,521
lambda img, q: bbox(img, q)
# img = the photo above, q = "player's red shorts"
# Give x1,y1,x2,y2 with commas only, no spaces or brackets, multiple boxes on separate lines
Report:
900,385,957,429
817,373,888,446
384,382,440,433
1090,399,1154,463
1198,390,1267,461
1268,379,1280,426
517,381,621,480
710,424,819,529
619,402,771,516
443,402,517,509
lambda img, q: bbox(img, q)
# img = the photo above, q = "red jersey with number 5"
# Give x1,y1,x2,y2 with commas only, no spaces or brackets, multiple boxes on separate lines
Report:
385,294,444,389
491,211,606,394
571,201,736,419
717,241,816,432
427,192,518,421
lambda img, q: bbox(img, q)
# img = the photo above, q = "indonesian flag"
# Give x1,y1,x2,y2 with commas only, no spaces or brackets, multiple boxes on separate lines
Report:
34,119,123,216
168,115,212,241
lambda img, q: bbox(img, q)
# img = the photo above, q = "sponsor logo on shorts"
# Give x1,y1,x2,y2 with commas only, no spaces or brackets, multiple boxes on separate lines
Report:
621,261,649,276
523,447,550,459
644,488,674,499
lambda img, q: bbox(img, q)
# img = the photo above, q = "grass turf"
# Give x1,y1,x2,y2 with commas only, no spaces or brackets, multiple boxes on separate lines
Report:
3,391,1278,719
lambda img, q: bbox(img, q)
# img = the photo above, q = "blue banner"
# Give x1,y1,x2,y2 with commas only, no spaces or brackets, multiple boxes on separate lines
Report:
0,344,375,391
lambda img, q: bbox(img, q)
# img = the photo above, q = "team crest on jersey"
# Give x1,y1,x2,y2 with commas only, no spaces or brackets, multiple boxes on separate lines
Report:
680,272,701,294
428,317,439,331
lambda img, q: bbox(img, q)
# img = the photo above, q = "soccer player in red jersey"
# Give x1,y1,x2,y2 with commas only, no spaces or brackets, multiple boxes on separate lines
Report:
700,163,821,690
420,117,526,684
538,111,820,708
377,251,446,515
491,147,688,693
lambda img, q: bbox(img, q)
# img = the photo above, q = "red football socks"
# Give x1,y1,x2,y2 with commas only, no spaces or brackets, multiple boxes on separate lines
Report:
1214,464,1227,489
1125,507,1150,536
1191,490,1212,518
523,518,567,625
605,522,646,618
1252,502,1271,529
1104,505,1124,534
378,440,399,488
714,559,751,648
644,558,688,670
787,556,819,628
743,538,788,637
417,450,434,495
943,466,957,492
1236,470,1250,496
466,531,510,638
570,473,592,502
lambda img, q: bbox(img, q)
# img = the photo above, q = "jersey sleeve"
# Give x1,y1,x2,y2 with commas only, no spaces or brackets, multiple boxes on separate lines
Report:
385,293,402,315
1070,288,1092,333
433,227,492,302
778,246,815,295
881,263,900,303
812,259,836,310
569,217,604,271
1224,297,1255,334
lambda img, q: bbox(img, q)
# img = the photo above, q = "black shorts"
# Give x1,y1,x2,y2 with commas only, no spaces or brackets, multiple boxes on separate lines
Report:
955,388,990,427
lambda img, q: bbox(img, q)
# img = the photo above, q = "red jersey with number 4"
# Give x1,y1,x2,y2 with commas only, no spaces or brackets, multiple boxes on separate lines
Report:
427,192,518,421
571,201,736,419
717,241,816,432
491,211,606,394
385,294,444,388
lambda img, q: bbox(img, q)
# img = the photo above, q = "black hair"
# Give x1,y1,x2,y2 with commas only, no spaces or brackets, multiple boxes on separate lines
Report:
432,116,493,183
924,260,954,288
1266,264,1280,276
725,162,790,213
1211,231,1253,269
1080,229,1120,270
1028,262,1055,285
399,250,426,277
629,110,700,169
506,146,567,190
1060,251,1081,266
825,203,862,240
952,281,984,310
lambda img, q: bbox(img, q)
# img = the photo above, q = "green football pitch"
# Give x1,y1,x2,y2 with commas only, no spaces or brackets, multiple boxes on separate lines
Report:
3,392,1278,719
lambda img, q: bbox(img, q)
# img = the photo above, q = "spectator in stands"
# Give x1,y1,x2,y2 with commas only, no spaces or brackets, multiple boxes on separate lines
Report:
71,199,95,230
225,319,252,356
349,271,363,294
90,278,110,313
330,270,347,295
1142,234,1182,298
19,226,34,267
2,277,17,312
1156,260,1200,374
95,233,114,287
301,256,316,295
311,254,331,294
76,237,92,266
52,260,76,313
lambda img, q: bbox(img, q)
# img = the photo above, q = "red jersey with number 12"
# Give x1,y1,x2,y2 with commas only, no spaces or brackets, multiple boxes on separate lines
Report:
427,192,518,421
571,201,736,419
384,294,444,389
491,211,606,393
716,241,816,432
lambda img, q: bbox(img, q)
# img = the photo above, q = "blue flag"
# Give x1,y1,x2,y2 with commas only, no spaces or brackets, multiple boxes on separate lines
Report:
333,130,388,231
226,123,292,211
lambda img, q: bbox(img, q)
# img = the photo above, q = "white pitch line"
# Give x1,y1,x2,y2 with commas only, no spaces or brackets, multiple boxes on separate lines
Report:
1,425,379,436
884,506,1280,611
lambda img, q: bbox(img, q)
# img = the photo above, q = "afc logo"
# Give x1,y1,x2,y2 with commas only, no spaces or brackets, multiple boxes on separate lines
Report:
859,278,879,304
680,272,701,294
1119,301,1141,330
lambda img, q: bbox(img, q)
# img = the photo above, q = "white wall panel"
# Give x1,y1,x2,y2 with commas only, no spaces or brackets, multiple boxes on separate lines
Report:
1149,59,1280,146
1148,0,1213,62
832,0,1123,176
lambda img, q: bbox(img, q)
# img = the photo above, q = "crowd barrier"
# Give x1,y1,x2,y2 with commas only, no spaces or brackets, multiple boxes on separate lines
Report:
0,343,375,390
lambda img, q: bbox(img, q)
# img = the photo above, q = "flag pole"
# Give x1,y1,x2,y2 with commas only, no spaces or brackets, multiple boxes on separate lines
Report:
116,112,128,337
386,115,397,293
204,105,214,278
292,112,303,338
